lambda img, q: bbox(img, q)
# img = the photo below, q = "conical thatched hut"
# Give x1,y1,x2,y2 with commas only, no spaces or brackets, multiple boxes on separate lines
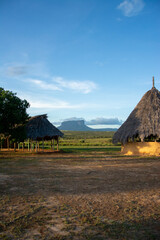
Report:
113,78,160,156
26,114,63,151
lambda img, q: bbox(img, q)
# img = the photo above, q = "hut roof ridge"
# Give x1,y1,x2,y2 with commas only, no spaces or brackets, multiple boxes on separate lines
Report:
28,114,48,121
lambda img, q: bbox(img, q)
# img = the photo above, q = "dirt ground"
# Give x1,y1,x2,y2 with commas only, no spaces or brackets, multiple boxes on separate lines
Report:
0,151,160,239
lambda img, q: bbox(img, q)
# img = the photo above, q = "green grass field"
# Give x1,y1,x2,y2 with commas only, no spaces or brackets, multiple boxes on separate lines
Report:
58,131,120,153
44,131,120,149
61,130,115,139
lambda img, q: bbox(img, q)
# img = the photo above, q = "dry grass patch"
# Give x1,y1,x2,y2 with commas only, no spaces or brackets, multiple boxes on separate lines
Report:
0,151,160,239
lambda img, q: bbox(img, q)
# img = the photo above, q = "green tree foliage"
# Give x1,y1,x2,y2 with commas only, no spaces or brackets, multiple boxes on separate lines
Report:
0,87,30,141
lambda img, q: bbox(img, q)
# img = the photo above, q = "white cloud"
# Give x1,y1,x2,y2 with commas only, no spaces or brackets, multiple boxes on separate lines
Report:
0,64,29,78
27,77,97,94
117,0,145,17
16,90,85,110
27,78,61,91
63,117,84,122
30,99,83,109
53,117,84,125
1,62,51,80
86,117,123,125
6,66,28,76
53,77,97,94
1,62,97,94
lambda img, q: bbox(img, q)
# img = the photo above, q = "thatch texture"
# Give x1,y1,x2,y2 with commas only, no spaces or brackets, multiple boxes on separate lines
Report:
26,114,63,140
113,87,160,144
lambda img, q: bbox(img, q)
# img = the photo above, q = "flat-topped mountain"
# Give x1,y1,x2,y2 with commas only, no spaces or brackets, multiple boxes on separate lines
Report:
58,120,92,131
58,120,117,131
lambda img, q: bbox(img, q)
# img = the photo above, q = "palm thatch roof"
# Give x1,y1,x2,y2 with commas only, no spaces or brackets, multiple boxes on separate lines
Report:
113,86,160,145
26,114,63,140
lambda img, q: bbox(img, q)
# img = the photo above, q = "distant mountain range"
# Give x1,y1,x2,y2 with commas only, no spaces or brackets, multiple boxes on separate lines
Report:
58,120,117,131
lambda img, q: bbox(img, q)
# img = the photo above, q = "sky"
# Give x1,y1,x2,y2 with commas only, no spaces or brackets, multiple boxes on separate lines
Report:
0,0,160,128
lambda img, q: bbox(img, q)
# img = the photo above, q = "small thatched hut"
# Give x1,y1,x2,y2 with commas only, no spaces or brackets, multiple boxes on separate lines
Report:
113,77,160,156
26,114,63,151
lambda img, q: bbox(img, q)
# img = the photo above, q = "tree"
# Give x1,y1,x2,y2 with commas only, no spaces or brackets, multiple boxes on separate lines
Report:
0,88,30,142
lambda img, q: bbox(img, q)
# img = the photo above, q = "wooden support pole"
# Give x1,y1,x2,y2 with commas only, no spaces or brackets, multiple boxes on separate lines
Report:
31,141,32,151
28,139,30,151
7,137,10,150
53,139,54,151
42,139,44,152
152,76,155,88
14,142,16,152
1,141,2,151
57,137,59,151
36,141,38,153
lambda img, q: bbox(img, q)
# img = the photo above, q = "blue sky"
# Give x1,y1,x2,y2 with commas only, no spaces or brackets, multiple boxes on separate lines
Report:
0,0,160,128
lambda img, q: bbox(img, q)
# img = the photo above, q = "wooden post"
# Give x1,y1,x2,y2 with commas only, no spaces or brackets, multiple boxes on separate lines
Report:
22,142,24,151
7,137,10,150
32,143,34,151
18,143,20,151
57,137,59,151
28,139,30,151
36,141,38,153
42,139,44,152
14,142,16,152
53,139,54,151
1,138,3,150
152,76,155,88
31,141,32,151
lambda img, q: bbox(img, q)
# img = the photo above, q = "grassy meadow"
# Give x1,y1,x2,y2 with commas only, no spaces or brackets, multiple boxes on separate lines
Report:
58,131,120,154
60,131,116,146
0,131,160,239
